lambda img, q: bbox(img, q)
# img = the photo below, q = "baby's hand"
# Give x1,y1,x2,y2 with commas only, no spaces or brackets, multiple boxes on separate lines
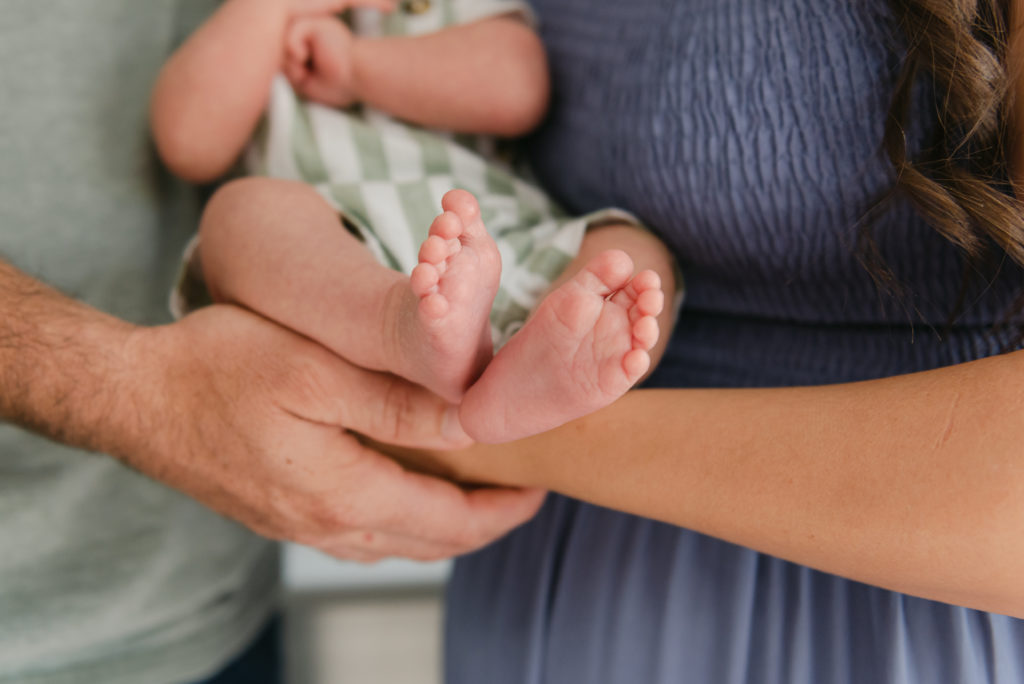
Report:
285,16,359,108
288,0,395,18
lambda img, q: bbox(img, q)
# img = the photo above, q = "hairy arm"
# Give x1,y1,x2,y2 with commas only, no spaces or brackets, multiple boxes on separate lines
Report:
391,350,1024,617
0,260,143,455
0,257,543,560
348,15,549,135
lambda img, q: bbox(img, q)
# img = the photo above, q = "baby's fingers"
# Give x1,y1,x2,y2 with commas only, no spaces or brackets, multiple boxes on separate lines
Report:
284,56,310,89
283,25,313,88
286,22,313,64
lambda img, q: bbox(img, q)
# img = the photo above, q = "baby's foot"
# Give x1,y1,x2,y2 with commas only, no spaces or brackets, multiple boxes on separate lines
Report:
399,189,501,402
459,249,663,443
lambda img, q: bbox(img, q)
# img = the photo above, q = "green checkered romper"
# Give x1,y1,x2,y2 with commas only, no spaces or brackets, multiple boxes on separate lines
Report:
175,0,642,349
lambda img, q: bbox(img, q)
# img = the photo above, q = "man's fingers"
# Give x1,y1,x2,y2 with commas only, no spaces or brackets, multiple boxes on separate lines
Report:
455,485,548,550
348,372,471,448
356,457,547,550
319,530,465,563
301,437,545,558
298,355,472,448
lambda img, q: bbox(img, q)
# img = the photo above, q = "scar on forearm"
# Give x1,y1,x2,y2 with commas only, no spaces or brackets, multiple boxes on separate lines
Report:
932,390,961,452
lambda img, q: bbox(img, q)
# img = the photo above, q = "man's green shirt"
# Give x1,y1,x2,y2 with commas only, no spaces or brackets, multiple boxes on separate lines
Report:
0,3,277,682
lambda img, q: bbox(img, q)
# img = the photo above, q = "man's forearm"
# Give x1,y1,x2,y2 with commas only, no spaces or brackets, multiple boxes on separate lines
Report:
351,16,549,136
0,257,546,560
0,260,143,458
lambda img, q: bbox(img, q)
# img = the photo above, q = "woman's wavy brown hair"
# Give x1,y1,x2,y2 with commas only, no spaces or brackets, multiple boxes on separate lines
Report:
877,0,1024,322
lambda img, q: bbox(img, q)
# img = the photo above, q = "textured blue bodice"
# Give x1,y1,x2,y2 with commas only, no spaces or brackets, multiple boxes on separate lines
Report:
445,2,1024,682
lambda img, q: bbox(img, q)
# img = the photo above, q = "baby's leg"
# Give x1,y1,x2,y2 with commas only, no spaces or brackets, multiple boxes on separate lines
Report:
459,222,679,443
198,178,500,402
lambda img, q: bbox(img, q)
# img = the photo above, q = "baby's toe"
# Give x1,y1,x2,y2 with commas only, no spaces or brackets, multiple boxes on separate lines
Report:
419,292,449,319
636,288,664,317
632,269,661,292
622,349,651,381
578,250,634,297
418,235,450,265
632,315,659,351
441,189,481,226
410,262,440,297
429,210,464,241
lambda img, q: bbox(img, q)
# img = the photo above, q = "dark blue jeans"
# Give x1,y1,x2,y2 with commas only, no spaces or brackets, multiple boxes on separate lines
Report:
190,617,282,684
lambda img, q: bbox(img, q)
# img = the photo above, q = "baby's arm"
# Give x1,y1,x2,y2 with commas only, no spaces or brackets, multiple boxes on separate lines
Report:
150,0,393,183
287,13,549,136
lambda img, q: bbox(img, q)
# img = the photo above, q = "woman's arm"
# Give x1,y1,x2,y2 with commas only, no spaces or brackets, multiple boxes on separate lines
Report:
393,349,1024,617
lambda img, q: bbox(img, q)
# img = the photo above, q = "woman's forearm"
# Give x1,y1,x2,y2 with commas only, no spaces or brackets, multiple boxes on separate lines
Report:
430,349,1024,617
150,0,290,183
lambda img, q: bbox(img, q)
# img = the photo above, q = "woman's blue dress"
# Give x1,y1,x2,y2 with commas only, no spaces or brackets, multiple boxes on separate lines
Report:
445,1,1024,682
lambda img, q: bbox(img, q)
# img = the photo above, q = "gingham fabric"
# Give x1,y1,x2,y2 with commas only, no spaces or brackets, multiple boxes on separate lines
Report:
174,0,642,348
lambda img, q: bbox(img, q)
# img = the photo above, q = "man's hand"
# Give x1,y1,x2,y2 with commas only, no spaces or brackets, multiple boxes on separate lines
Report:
123,304,545,561
284,15,360,108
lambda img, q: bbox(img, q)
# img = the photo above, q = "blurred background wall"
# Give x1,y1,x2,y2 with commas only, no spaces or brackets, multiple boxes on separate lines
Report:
283,544,450,683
